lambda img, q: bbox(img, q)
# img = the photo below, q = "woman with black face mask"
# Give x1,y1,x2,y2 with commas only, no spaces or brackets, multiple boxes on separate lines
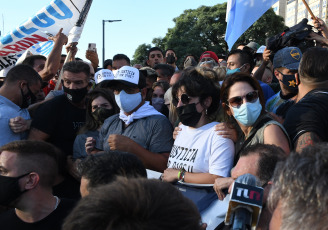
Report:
72,88,119,160
161,67,235,185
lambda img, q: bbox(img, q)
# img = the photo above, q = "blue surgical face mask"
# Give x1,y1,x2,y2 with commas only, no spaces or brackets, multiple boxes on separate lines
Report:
115,90,142,113
226,68,241,76
226,64,245,76
232,98,262,126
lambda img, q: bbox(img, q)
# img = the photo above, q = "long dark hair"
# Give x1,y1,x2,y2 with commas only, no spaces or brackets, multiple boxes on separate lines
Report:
79,88,119,134
171,67,221,118
220,72,266,122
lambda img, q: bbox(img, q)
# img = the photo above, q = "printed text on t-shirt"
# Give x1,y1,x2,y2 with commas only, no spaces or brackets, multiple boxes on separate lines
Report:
167,145,198,172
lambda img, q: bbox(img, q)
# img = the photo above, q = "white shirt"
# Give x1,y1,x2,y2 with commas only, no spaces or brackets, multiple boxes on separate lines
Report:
167,122,234,177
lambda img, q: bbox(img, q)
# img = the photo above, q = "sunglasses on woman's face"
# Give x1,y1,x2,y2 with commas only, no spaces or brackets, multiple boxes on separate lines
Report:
172,94,192,107
227,90,259,108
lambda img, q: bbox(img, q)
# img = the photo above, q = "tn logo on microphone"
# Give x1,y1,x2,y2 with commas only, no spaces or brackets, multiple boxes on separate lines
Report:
235,187,261,201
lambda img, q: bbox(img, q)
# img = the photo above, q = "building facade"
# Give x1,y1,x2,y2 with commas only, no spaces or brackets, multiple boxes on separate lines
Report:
273,0,327,27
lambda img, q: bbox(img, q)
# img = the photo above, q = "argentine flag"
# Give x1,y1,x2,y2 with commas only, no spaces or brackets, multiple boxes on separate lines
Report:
225,0,279,50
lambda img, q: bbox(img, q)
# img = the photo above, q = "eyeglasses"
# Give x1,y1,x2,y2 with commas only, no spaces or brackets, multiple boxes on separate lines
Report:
172,94,193,107
227,90,259,108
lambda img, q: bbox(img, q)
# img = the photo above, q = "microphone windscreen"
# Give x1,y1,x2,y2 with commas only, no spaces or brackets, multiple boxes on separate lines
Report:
225,174,263,228
235,173,259,187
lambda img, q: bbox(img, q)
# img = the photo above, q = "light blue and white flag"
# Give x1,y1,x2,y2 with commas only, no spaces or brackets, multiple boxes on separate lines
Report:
225,0,278,50
0,0,91,71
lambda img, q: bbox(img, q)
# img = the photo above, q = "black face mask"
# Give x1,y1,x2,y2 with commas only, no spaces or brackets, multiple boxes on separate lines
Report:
177,103,202,127
62,83,88,103
166,54,175,64
0,172,30,206
20,86,37,109
279,73,298,94
92,107,115,124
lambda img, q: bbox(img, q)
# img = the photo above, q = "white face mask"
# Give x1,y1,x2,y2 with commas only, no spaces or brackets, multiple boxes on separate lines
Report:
114,90,142,113
231,98,262,126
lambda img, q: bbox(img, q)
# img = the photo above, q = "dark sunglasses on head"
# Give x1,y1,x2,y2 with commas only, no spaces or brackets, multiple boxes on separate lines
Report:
227,90,259,108
172,94,192,107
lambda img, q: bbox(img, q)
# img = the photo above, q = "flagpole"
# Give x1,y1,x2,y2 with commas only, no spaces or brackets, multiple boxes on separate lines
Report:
55,0,93,90
301,0,316,19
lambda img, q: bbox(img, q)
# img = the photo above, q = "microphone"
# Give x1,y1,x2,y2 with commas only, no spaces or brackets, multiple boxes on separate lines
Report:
224,174,263,230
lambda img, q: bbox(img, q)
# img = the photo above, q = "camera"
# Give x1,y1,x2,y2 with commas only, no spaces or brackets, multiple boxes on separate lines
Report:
266,18,315,55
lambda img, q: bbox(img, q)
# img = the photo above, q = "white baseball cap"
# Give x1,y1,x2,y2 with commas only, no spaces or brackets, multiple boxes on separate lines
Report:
94,69,114,84
112,66,146,88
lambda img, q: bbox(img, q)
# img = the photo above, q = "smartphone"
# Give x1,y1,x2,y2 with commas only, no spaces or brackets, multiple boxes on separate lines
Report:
88,43,96,52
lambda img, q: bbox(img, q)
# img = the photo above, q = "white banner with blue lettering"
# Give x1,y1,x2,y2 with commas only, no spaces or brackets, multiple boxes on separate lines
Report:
0,0,88,71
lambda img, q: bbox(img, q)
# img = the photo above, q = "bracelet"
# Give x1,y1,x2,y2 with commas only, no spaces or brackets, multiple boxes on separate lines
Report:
180,170,186,182
178,168,186,181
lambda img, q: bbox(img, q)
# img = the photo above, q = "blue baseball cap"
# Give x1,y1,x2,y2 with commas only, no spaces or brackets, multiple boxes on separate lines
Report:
273,47,302,70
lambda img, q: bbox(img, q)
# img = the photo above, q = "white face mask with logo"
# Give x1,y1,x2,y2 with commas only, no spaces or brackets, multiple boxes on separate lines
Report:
115,90,142,113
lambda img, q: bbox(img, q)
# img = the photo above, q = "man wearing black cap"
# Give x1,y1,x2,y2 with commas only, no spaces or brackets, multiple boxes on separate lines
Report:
86,66,173,172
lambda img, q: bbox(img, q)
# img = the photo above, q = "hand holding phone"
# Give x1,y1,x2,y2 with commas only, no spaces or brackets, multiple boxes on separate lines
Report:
88,43,97,52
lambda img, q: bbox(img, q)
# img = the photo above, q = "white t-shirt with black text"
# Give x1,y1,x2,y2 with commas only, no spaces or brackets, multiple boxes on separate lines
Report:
167,122,234,177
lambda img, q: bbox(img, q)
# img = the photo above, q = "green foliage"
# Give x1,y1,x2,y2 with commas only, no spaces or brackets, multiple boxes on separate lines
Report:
152,3,229,66
131,4,286,65
235,8,287,48
152,37,166,51
131,43,151,66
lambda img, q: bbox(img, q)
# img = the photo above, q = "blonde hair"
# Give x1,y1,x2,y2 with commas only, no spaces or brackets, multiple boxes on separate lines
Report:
213,66,227,81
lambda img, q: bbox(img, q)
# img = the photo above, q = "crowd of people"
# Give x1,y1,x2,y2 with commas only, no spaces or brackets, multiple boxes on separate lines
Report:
0,16,328,230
